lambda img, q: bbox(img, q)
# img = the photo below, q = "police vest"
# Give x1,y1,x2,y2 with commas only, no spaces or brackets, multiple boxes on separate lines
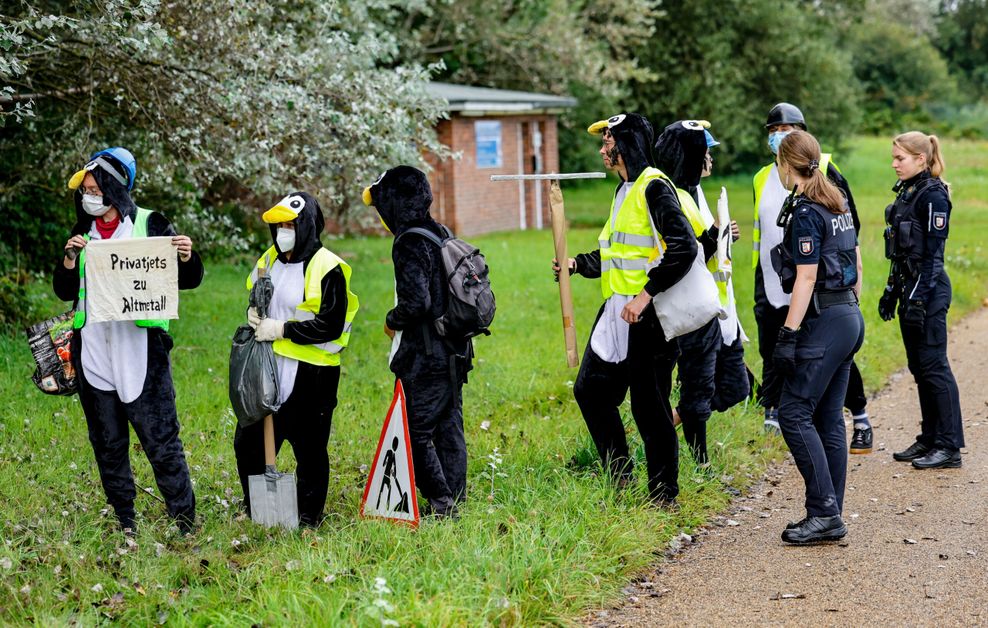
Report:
781,198,858,293
73,207,169,331
884,174,948,267
752,153,833,268
598,167,669,299
247,247,359,367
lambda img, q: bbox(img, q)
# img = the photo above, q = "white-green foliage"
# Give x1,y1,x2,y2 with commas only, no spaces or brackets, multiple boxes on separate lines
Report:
0,0,448,221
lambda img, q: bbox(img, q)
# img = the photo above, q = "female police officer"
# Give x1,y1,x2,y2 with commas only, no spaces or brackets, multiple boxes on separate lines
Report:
771,131,864,544
881,132,964,469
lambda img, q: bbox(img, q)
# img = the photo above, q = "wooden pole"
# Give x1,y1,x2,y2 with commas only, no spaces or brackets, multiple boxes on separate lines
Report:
549,180,580,368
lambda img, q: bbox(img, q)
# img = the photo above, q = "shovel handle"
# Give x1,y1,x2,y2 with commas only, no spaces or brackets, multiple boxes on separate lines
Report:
263,414,276,467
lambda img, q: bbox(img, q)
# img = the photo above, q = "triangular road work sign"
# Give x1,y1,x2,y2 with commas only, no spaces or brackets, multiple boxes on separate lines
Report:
360,379,419,526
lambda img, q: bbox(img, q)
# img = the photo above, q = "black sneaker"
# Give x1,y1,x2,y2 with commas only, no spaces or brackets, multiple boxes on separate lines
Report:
785,516,810,530
781,515,847,544
849,427,873,454
911,448,962,469
893,441,931,461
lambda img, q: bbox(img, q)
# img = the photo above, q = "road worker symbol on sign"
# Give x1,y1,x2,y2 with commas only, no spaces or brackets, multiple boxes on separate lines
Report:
360,380,419,526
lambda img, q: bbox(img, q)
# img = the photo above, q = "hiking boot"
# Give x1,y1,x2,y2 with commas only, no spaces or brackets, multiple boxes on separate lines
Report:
785,516,810,530
893,441,931,462
781,515,847,544
849,427,873,454
911,448,962,469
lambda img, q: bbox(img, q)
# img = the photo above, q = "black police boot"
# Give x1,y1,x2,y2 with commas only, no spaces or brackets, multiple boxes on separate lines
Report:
849,427,873,454
781,515,847,545
911,448,962,469
893,441,931,461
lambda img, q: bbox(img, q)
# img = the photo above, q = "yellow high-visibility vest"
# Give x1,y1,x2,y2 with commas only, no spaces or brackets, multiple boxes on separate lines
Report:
247,247,359,367
598,167,671,299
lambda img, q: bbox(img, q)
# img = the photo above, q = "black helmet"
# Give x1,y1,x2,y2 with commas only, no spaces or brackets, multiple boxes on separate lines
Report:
765,103,806,130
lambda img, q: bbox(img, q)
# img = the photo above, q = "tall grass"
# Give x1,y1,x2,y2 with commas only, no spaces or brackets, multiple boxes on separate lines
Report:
0,136,985,624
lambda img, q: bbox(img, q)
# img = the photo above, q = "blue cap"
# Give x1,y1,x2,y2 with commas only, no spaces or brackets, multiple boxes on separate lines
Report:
90,147,137,190
704,130,720,148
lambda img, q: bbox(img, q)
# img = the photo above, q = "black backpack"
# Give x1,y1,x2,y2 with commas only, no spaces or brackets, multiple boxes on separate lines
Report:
397,226,495,340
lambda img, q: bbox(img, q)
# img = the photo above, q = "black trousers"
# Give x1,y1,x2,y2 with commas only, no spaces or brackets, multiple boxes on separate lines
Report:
77,330,195,527
676,318,722,464
756,301,867,415
574,304,680,501
402,364,467,508
778,303,864,517
899,275,964,450
711,331,751,413
234,363,339,527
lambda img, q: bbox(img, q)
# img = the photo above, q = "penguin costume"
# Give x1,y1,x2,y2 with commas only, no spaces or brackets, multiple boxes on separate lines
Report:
363,166,471,518
567,113,697,503
653,120,750,465
53,147,202,534
234,192,358,527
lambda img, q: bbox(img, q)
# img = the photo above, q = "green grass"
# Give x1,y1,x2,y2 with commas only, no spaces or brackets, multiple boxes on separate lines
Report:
0,136,986,624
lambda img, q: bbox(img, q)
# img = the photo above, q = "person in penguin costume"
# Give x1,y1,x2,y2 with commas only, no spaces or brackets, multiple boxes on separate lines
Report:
53,147,202,534
234,192,359,527
554,113,697,504
362,166,472,519
652,120,749,466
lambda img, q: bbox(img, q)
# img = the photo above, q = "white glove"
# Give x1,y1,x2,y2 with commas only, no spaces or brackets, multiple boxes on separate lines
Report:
255,318,285,342
247,307,261,329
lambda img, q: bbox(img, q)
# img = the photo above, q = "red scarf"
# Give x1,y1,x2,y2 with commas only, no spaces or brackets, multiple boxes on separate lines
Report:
95,215,120,240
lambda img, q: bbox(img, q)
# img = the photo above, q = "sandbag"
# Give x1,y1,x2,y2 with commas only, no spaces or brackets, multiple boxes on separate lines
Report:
26,311,77,396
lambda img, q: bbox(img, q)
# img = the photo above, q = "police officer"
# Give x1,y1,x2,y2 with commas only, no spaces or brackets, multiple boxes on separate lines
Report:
753,103,872,455
882,132,964,469
555,113,697,504
771,131,864,544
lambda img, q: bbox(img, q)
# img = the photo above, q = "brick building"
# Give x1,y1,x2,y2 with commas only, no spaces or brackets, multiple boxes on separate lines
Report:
424,82,576,236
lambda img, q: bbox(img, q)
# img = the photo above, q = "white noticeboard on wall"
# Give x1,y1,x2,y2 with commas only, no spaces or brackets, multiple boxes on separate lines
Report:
475,120,503,169
84,237,179,323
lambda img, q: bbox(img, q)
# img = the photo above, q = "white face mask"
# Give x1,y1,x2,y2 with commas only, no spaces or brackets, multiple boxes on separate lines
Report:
82,194,109,217
276,227,296,252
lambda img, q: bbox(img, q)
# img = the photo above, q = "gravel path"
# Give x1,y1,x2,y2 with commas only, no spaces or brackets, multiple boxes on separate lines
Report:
593,307,988,627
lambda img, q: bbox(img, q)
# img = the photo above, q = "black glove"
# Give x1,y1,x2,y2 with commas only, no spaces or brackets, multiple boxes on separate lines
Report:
878,288,898,322
901,299,926,332
772,326,798,372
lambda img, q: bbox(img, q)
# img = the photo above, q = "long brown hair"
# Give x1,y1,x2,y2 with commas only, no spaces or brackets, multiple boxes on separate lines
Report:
894,131,950,191
777,131,847,215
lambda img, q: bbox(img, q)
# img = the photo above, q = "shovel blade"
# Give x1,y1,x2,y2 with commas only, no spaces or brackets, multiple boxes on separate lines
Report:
248,471,299,530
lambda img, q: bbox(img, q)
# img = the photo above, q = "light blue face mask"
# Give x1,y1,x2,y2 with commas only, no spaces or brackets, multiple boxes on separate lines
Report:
767,131,791,155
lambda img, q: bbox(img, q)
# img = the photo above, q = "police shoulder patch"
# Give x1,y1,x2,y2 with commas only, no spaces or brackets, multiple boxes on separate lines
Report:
932,211,947,231
799,236,813,255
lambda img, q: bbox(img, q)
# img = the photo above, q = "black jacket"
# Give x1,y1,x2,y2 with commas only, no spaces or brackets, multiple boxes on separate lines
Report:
370,166,468,375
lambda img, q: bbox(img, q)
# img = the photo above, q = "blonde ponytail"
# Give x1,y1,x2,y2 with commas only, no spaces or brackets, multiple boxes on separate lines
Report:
778,131,847,215
894,131,950,192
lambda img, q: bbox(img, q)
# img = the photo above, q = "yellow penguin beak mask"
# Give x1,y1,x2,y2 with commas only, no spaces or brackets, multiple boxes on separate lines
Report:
262,194,306,224
361,186,373,206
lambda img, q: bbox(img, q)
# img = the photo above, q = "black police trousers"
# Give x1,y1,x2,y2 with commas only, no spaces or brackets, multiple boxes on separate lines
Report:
899,275,964,450
676,318,721,464
779,302,864,517
235,363,339,527
756,302,866,415
77,330,196,529
575,304,680,501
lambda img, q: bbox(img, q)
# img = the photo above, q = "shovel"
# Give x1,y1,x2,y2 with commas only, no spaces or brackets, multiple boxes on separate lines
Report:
248,413,299,529
246,266,299,529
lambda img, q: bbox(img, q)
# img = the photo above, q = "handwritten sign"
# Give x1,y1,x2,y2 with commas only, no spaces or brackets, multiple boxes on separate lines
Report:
84,237,179,322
